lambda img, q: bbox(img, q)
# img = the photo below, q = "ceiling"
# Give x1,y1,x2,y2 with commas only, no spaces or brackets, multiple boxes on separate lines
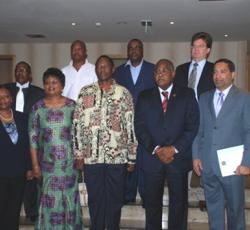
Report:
0,0,249,43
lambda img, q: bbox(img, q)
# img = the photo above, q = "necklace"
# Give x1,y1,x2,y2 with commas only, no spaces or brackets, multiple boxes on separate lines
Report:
0,109,14,123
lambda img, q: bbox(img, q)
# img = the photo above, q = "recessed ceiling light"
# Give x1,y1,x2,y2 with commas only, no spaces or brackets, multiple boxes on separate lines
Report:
117,21,127,25
224,34,229,37
71,22,77,26
170,21,175,25
95,22,102,27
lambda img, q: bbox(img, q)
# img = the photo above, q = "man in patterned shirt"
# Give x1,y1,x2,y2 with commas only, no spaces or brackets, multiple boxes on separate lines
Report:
73,55,138,230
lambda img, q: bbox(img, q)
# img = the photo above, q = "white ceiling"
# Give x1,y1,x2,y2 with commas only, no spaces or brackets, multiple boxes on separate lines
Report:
0,0,249,43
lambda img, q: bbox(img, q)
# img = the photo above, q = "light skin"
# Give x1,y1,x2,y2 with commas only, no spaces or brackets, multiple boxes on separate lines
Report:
193,61,250,176
0,88,33,179
76,56,135,172
31,76,65,179
127,39,143,67
154,60,176,164
15,63,32,85
191,38,210,62
71,41,87,71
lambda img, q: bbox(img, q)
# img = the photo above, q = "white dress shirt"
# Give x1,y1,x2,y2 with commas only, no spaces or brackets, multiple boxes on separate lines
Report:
125,59,143,85
62,59,97,101
16,82,29,112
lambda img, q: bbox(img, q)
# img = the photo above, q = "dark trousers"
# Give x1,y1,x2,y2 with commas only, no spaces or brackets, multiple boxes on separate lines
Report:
125,145,145,202
23,179,38,219
84,163,126,230
145,169,188,230
0,176,26,230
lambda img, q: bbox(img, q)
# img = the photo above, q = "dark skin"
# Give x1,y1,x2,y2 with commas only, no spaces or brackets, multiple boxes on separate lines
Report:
31,76,66,180
75,56,135,172
71,41,87,71
15,63,32,85
154,59,176,164
0,88,33,179
127,39,143,67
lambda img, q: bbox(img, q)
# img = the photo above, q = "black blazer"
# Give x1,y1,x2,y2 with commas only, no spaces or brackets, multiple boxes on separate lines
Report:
4,83,44,114
0,111,31,177
135,85,199,173
174,61,215,99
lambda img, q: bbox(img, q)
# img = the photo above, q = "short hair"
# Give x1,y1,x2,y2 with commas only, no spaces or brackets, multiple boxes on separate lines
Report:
191,32,213,49
15,61,32,74
0,85,11,95
214,58,235,72
43,67,65,87
71,40,86,51
155,59,175,72
95,55,114,68
127,38,143,49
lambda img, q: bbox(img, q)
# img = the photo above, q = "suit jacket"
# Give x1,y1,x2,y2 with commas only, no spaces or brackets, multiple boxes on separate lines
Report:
0,111,31,177
135,85,199,173
113,60,155,105
192,85,250,176
4,82,44,114
174,61,215,99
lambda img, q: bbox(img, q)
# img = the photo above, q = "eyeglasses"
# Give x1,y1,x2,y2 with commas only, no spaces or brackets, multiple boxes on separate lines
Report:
191,45,207,49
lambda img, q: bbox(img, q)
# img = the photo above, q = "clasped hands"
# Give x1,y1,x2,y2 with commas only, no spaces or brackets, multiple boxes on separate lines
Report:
155,146,176,164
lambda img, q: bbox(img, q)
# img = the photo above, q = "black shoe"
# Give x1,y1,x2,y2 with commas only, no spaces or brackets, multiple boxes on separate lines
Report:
199,200,207,212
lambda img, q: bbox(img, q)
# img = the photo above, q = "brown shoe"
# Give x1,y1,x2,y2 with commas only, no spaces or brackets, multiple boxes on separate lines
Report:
199,200,207,212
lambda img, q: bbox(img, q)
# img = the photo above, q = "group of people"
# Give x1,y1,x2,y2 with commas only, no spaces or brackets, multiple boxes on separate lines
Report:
0,31,250,230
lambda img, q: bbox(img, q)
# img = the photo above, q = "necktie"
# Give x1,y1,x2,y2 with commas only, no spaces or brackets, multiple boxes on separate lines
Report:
188,63,198,89
16,87,24,112
215,92,224,117
162,91,168,113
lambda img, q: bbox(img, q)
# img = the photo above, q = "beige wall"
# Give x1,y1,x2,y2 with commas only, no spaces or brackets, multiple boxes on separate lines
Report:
0,41,248,90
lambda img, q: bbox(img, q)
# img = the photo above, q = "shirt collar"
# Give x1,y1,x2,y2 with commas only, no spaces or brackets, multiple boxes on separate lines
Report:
191,59,206,69
125,59,143,69
69,59,89,66
215,84,233,97
16,82,30,89
158,83,173,98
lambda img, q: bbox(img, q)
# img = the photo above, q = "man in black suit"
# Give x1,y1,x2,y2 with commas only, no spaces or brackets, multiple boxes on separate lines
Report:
135,59,199,229
5,61,44,113
174,32,215,209
5,61,44,222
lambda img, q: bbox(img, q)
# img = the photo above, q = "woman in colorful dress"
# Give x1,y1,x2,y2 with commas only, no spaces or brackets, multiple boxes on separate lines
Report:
29,68,83,230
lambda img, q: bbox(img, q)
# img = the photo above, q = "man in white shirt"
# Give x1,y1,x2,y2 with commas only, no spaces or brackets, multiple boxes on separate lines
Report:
62,40,97,101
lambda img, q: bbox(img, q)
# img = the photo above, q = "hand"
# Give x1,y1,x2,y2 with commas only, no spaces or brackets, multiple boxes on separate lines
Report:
155,146,175,164
26,170,33,180
75,159,84,170
127,164,135,172
193,159,203,176
235,165,250,175
32,165,42,179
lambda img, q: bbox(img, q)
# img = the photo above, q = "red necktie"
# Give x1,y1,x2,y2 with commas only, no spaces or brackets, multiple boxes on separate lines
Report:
162,91,168,113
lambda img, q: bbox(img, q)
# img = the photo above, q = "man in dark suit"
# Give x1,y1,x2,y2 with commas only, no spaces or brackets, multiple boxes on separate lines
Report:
4,61,44,222
174,32,215,99
113,38,155,205
174,32,215,209
135,59,199,229
193,59,250,230
5,61,44,113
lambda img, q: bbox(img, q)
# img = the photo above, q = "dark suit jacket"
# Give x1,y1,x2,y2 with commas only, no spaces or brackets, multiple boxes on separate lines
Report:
113,60,155,105
4,83,44,114
135,85,199,173
174,61,215,99
0,111,31,177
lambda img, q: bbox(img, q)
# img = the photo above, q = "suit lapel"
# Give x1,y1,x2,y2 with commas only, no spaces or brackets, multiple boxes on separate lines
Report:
216,85,238,120
208,90,216,119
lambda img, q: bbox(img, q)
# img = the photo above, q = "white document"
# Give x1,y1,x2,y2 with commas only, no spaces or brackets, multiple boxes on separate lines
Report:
217,145,244,177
